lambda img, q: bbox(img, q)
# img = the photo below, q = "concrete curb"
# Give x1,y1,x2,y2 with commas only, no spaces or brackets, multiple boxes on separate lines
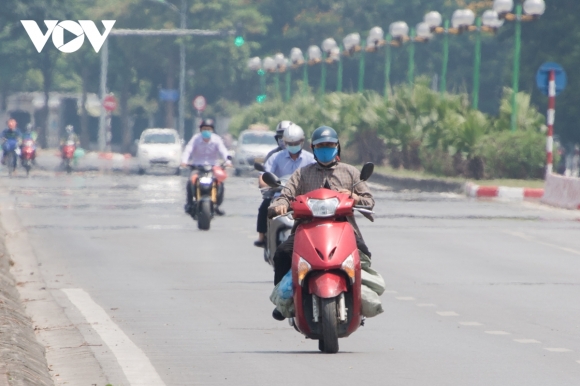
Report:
541,173,580,210
465,182,544,200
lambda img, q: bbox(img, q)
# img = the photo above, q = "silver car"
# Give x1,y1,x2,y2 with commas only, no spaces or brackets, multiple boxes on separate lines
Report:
233,129,277,176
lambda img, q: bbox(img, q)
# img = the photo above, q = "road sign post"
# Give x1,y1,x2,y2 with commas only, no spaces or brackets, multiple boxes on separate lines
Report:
103,94,117,153
536,62,567,177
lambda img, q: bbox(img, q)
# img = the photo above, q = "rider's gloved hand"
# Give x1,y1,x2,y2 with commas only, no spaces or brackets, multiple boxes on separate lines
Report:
268,205,287,218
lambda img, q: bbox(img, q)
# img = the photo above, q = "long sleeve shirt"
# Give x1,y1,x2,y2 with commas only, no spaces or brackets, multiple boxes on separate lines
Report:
264,149,316,177
181,133,229,166
270,162,374,237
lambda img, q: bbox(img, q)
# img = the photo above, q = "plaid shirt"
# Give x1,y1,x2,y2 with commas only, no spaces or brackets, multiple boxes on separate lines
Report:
270,162,374,237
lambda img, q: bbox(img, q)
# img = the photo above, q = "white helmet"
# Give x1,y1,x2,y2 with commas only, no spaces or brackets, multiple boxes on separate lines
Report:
65,125,74,134
275,120,293,136
283,123,305,143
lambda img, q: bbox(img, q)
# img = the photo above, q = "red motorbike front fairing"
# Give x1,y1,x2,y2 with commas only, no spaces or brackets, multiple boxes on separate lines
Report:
62,145,75,159
292,218,362,339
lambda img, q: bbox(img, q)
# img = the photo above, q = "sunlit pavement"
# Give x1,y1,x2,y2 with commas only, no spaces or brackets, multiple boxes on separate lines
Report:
1,169,580,386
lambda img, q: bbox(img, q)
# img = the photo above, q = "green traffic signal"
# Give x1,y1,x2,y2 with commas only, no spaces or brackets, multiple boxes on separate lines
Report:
256,94,267,103
234,36,245,47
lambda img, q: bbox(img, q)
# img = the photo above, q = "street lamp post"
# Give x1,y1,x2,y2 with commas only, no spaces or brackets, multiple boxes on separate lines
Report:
321,38,339,96
342,33,361,93
308,45,322,96
494,0,546,131
388,21,410,90
290,48,305,98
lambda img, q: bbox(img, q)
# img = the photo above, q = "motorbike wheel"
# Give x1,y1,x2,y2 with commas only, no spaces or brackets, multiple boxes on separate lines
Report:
320,297,339,354
65,159,72,174
7,153,16,177
197,201,212,231
23,161,31,177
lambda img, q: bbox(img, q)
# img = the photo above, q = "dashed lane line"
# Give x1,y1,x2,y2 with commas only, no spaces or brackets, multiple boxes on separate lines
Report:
62,288,166,386
395,296,415,301
485,331,511,335
544,348,573,353
514,339,541,344
459,322,482,326
436,311,459,316
505,231,580,257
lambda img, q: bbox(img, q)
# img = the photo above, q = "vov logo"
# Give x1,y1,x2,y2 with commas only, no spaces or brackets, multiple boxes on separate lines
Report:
21,20,116,53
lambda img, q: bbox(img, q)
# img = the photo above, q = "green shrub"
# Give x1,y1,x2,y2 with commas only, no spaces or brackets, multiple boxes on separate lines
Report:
473,130,546,179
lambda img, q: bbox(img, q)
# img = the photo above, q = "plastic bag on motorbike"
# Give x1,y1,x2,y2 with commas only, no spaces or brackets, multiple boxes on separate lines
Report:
359,252,385,296
270,272,295,319
361,285,384,317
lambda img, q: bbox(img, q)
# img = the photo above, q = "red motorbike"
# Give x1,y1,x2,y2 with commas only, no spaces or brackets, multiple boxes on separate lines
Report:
263,163,375,353
61,141,76,174
20,139,36,176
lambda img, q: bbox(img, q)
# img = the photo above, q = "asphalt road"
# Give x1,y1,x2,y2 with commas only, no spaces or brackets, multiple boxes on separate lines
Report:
1,167,580,386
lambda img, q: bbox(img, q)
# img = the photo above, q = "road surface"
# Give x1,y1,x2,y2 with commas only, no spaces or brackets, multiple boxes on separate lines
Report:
1,169,580,385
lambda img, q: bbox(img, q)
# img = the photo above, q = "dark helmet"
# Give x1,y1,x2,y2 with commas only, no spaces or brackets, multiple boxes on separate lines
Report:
311,126,341,159
311,126,339,145
199,118,215,129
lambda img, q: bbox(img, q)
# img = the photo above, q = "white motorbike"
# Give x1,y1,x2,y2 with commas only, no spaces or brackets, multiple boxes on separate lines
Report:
255,163,294,267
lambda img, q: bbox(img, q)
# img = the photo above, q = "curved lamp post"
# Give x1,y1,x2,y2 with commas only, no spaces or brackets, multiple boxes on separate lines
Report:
321,38,338,96
247,57,265,103
493,0,545,131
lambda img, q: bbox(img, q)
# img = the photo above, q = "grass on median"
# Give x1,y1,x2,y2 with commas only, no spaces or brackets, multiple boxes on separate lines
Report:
370,165,545,189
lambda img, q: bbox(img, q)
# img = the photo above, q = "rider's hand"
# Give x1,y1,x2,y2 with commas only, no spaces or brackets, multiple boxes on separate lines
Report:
225,160,233,168
338,189,360,204
268,205,287,218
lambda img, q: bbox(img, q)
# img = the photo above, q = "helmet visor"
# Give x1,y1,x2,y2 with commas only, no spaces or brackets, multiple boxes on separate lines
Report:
312,136,338,146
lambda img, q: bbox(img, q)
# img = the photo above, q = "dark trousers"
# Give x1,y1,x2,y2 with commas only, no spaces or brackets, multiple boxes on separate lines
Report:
186,180,224,206
273,232,371,285
257,198,272,233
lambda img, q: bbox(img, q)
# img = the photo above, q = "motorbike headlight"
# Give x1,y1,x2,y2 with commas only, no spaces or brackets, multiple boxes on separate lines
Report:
341,254,355,284
307,198,339,218
297,257,311,286
199,176,213,185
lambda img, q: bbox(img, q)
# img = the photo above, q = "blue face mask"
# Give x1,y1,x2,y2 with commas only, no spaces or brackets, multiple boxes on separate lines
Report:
201,130,212,139
314,147,338,164
287,145,302,155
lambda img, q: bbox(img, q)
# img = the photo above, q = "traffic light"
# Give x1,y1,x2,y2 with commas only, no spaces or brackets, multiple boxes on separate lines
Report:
234,22,244,47
256,95,267,103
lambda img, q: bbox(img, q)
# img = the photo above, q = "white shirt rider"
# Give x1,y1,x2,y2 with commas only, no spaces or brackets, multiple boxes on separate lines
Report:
181,126,230,166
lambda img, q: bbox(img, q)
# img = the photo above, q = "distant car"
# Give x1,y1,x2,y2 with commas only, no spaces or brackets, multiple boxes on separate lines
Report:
233,129,277,176
137,128,182,174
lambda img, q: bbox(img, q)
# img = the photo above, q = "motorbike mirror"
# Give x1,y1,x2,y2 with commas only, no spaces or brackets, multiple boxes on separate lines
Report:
360,162,374,182
262,172,281,188
254,162,265,172
227,155,233,161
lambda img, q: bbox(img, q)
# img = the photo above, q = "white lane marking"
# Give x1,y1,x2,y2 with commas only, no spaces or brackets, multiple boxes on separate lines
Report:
384,290,398,294
544,348,573,353
485,331,510,335
514,339,541,344
576,360,580,364
459,321,483,326
436,311,459,316
395,296,415,301
62,289,166,386
416,303,436,307
505,231,580,256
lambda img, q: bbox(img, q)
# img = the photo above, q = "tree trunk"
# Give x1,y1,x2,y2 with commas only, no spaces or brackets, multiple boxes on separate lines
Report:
166,55,175,129
121,79,132,153
80,67,90,149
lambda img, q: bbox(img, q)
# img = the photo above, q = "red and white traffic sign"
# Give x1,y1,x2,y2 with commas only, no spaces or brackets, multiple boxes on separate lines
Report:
192,95,206,112
103,95,117,112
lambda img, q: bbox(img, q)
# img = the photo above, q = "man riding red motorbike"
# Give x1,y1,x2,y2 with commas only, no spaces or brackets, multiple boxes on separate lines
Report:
266,126,382,353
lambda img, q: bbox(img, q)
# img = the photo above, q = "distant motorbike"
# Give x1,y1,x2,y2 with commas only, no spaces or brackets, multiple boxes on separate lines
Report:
188,162,228,230
61,141,76,174
2,139,20,177
20,139,36,176
254,163,294,266
263,163,375,354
